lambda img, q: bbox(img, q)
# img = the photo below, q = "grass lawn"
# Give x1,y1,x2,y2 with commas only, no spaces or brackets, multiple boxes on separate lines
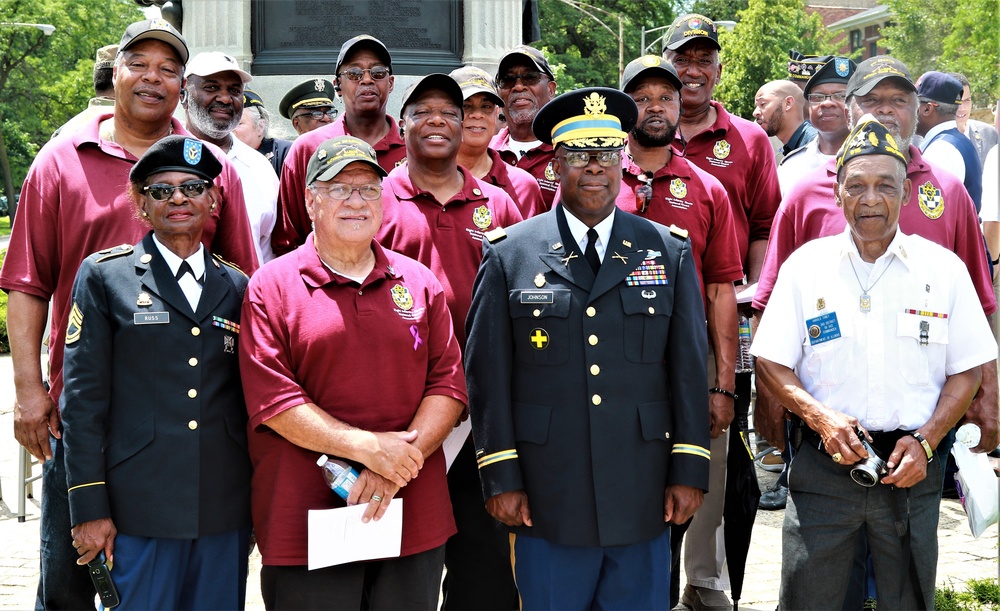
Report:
0,215,10,239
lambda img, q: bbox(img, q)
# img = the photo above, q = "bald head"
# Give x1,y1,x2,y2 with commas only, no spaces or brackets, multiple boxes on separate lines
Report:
753,79,806,142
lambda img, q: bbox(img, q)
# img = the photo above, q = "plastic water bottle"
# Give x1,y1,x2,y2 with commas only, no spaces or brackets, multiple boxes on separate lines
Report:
317,454,359,500
955,423,982,448
736,314,754,373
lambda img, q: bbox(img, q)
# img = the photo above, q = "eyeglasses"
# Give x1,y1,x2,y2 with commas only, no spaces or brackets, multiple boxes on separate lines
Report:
143,180,210,201
313,183,383,201
338,66,391,81
497,71,545,90
806,92,847,103
561,150,622,168
634,172,654,213
294,108,338,121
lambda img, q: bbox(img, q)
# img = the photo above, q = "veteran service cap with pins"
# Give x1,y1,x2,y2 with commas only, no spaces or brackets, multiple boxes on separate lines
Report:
835,114,906,175
846,55,916,99
306,135,388,185
450,66,504,107
532,87,637,150
621,55,682,93
663,14,720,52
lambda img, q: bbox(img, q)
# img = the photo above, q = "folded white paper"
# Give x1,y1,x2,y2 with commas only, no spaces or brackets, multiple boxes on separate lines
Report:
443,419,472,472
307,500,403,570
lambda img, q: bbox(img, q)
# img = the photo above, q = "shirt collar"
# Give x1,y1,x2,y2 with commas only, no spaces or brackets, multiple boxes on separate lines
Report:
837,226,915,272
562,206,616,254
151,234,205,278
299,234,401,288
921,120,958,148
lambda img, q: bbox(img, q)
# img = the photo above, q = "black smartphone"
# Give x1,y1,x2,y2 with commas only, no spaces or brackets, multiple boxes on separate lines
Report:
87,551,120,609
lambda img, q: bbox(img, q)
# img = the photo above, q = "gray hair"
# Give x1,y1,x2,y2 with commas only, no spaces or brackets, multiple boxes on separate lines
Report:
244,104,271,139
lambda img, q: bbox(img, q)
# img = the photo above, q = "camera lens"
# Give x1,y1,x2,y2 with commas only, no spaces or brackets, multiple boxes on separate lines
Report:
851,466,878,487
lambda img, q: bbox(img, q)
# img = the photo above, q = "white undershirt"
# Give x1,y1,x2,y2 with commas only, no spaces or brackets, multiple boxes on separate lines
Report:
509,137,542,160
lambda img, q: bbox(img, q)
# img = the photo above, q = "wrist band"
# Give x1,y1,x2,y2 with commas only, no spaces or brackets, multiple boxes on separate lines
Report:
709,387,738,402
911,432,934,463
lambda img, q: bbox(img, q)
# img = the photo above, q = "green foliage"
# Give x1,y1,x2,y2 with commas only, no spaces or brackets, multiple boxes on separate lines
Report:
881,0,998,107
0,0,142,187
538,0,676,92
713,0,832,119
690,0,749,21
935,578,1000,611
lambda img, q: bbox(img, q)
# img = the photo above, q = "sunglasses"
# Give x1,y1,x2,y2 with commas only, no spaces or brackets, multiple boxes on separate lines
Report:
314,183,383,201
143,180,211,201
634,172,654,213
562,150,622,169
295,108,338,121
497,71,545,90
338,66,391,81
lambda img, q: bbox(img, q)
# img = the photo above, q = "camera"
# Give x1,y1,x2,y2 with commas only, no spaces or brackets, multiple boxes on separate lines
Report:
850,428,888,487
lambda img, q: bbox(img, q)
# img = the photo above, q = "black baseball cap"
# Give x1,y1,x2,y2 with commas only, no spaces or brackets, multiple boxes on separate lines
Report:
118,18,188,65
621,55,682,93
663,14,720,52
846,56,916,99
335,35,392,75
399,73,465,117
496,45,554,83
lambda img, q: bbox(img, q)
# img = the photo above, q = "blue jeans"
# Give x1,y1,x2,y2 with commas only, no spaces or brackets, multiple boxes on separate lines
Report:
37,434,96,610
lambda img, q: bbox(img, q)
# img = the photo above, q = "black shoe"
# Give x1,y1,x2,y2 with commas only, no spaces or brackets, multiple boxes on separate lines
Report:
759,484,788,510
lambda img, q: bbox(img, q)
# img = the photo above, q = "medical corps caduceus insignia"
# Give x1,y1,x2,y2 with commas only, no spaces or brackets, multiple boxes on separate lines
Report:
917,181,944,219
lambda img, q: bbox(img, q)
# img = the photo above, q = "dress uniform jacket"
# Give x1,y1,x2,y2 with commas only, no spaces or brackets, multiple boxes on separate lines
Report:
465,206,711,548
62,232,252,539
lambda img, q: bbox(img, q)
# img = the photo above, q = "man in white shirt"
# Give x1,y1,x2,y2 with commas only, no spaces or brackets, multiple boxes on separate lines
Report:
183,52,279,263
752,117,995,610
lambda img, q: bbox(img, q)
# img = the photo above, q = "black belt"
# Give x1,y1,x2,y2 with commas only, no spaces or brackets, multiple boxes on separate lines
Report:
791,416,909,458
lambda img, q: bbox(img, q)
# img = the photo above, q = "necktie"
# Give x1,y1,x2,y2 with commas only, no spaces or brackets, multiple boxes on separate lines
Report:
585,227,601,273
175,261,203,285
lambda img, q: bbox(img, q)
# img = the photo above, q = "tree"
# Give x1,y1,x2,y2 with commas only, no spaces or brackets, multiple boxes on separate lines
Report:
713,0,831,119
880,0,999,107
538,0,675,92
0,0,141,205
690,0,749,22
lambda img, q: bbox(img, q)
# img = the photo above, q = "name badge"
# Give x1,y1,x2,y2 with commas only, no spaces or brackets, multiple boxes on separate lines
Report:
134,312,170,325
520,290,554,304
805,312,841,345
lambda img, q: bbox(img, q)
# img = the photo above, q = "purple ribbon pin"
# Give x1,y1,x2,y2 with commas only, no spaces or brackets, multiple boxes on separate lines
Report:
410,325,424,351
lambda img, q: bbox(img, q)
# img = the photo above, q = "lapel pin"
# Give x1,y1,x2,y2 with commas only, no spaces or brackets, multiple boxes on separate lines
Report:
560,252,578,266
612,252,628,264
534,273,546,287
137,292,153,307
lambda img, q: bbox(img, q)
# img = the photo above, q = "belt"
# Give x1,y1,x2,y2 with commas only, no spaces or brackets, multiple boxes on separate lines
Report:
791,416,909,458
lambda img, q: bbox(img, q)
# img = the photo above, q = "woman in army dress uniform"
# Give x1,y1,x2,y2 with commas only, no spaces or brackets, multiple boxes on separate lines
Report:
61,135,252,610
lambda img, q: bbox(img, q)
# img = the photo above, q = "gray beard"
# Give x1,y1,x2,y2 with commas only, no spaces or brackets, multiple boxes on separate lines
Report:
188,102,240,141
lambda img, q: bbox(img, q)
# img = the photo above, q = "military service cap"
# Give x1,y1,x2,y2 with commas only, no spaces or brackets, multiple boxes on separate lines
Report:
804,57,856,95
306,136,387,185
243,89,265,109
788,51,832,83
532,87,637,149
835,114,906,176
279,79,336,119
130,135,222,183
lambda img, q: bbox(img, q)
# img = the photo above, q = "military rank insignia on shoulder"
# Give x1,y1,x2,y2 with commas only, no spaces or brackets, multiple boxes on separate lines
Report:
95,244,133,262
212,253,247,277
65,303,84,345
485,227,507,244
669,224,689,239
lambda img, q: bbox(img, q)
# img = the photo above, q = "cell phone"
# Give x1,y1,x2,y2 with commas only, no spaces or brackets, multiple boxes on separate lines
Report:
88,551,120,609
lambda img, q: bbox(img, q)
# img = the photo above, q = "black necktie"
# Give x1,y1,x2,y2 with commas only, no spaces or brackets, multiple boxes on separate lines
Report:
175,261,203,285
585,228,601,273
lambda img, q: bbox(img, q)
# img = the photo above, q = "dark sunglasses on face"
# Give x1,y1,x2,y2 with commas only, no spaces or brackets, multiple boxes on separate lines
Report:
338,66,391,81
143,180,211,201
497,71,545,90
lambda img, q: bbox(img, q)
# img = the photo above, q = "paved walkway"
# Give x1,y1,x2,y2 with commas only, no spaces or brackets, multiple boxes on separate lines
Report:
0,350,996,609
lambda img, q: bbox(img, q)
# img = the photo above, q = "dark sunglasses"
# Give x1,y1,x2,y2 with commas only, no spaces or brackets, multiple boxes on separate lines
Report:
338,66,391,81
143,180,211,201
497,71,545,90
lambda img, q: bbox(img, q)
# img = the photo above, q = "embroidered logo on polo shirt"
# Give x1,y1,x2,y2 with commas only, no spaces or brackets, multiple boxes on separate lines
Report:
544,161,556,181
713,140,731,159
472,205,492,229
917,181,944,219
669,178,687,199
391,284,413,311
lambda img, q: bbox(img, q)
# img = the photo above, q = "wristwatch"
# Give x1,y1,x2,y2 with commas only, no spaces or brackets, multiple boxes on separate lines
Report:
911,432,934,463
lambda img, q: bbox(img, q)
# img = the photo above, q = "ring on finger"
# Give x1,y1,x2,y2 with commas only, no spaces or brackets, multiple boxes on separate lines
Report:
371,494,383,502
832,452,843,463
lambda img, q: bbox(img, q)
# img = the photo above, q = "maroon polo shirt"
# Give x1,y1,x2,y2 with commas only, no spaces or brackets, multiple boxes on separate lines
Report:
481,148,546,218
679,101,781,275
490,127,558,210
239,237,466,564
377,164,524,347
